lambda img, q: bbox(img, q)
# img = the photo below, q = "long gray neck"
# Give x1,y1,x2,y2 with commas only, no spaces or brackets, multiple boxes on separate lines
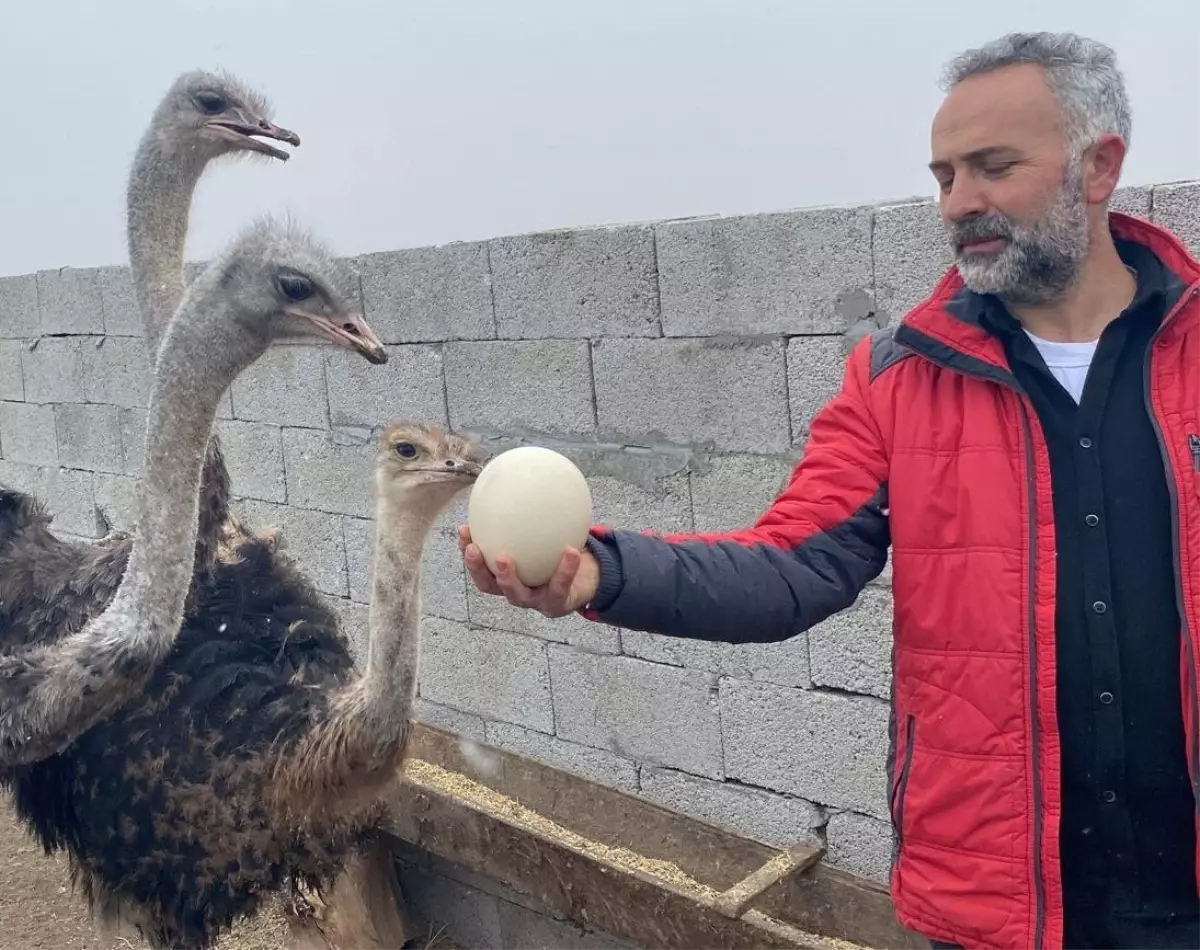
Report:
127,133,207,358
360,494,440,728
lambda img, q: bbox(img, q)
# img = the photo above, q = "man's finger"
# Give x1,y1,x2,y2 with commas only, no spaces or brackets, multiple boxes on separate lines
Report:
463,543,503,595
542,548,581,614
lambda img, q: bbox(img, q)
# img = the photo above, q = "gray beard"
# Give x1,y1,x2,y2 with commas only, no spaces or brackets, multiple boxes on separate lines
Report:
947,163,1092,307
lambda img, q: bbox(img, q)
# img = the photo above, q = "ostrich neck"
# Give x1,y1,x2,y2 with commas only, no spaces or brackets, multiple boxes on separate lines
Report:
361,496,440,718
115,330,242,642
127,138,205,358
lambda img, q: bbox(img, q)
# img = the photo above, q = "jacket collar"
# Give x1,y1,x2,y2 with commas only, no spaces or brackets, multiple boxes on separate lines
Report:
892,213,1200,382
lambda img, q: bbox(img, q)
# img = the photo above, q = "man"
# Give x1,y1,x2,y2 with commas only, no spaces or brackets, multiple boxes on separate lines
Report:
459,31,1200,950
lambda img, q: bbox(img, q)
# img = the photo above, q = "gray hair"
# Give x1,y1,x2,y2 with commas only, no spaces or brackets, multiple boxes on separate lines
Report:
940,32,1132,155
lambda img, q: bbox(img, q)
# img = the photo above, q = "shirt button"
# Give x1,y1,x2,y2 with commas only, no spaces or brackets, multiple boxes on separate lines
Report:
1102,790,1117,803
1099,691,1114,704
1079,436,1093,448
1093,600,1108,614
1085,513,1099,526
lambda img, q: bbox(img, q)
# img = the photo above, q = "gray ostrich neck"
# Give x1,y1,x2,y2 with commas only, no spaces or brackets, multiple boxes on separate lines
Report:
361,495,440,716
118,315,247,628
127,136,206,357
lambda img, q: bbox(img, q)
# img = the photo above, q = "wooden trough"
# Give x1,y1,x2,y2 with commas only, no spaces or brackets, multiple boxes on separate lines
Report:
372,723,931,950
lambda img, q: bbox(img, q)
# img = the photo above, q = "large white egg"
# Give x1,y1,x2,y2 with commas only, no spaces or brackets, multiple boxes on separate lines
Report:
467,446,593,587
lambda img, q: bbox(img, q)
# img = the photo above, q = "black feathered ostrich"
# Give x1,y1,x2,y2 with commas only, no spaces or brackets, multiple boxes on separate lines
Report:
4,220,479,949
0,70,331,767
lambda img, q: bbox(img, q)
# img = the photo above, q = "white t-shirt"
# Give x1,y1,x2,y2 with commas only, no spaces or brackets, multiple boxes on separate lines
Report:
1022,329,1099,404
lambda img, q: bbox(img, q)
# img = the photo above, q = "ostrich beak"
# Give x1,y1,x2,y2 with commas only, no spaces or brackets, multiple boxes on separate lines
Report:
204,118,301,160
284,307,389,364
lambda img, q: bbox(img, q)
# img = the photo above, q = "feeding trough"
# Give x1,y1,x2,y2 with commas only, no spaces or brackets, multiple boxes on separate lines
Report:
379,723,931,950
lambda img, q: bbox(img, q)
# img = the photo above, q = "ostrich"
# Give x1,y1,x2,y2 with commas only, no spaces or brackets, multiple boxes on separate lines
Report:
8,414,485,949
0,70,311,671
0,216,385,769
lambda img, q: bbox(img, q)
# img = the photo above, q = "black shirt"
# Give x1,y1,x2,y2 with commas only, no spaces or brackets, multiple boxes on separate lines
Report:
971,238,1198,925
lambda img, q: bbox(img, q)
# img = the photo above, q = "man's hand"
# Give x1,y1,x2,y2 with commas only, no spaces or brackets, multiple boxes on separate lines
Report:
458,525,600,618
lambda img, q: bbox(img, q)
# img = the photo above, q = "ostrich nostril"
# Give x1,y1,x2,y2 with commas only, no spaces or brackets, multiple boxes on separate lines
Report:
444,459,456,467
258,118,272,131
342,323,361,336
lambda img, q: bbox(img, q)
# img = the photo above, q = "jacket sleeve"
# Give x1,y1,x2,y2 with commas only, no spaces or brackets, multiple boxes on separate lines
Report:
580,335,889,643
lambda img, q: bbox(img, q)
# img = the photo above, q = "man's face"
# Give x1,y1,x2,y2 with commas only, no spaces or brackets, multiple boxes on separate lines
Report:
929,63,1091,305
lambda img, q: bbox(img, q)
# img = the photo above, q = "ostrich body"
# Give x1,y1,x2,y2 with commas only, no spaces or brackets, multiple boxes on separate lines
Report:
8,412,485,948
0,71,315,713
0,216,382,769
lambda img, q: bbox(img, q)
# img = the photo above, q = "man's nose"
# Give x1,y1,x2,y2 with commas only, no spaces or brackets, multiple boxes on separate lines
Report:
942,176,988,223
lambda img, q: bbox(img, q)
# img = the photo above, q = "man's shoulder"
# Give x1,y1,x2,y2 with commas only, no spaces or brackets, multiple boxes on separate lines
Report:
864,324,916,382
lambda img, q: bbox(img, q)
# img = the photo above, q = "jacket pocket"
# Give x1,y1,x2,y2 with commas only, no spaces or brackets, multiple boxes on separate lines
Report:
890,714,916,866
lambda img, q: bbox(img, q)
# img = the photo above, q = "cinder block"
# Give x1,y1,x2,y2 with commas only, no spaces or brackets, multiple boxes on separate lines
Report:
418,618,554,732
824,809,894,885
549,647,724,779
0,274,40,338
445,341,595,435
215,420,286,504
588,471,692,534
619,629,811,690
37,467,97,537
496,895,636,949
1153,181,1200,256
281,426,375,519
325,344,446,428
93,472,138,534
236,498,349,598
20,337,84,403
120,407,147,475
787,336,852,439
873,200,953,320
36,266,105,335
414,698,488,741
593,337,790,453
0,341,23,402
1109,184,1152,220
96,266,143,337
399,868,503,950
485,720,640,793
81,337,149,408
55,404,124,473
355,241,495,343
489,225,660,339
808,586,894,699
344,512,468,622
329,598,369,665
229,345,328,429
638,765,824,849
656,206,874,336
466,585,621,656
0,402,58,466
689,454,796,533
720,678,891,817
0,459,40,496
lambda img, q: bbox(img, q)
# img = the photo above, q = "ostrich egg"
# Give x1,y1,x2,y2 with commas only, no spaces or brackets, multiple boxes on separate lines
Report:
467,446,593,587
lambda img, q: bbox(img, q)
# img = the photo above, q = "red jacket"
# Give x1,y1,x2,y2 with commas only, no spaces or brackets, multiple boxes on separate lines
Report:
583,213,1200,949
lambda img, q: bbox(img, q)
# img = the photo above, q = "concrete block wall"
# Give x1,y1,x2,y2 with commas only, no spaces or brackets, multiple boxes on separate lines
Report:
2,180,1197,947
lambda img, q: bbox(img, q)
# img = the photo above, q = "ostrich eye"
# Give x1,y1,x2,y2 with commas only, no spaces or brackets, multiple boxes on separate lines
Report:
276,275,314,303
195,92,228,115
394,442,418,459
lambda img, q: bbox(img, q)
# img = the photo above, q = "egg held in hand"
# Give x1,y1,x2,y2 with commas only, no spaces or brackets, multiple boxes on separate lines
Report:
466,446,593,587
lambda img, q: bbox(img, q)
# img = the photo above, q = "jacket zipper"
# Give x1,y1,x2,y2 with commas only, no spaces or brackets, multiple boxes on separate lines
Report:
1143,284,1200,821
891,714,916,870
892,323,1046,949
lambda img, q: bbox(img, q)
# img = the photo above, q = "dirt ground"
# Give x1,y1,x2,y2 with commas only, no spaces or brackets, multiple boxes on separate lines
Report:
0,800,291,950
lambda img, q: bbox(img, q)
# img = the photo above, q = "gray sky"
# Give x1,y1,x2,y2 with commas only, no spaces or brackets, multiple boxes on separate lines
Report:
1,0,1197,277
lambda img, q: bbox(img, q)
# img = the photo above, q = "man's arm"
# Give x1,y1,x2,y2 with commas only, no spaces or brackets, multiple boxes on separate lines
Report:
580,335,889,642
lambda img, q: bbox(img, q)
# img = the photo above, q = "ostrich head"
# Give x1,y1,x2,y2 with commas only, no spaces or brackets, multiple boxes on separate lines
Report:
151,69,300,164
376,423,488,511
167,217,388,375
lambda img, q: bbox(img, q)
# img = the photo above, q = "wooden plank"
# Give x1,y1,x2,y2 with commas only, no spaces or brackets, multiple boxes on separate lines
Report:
383,724,928,950
712,842,824,919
